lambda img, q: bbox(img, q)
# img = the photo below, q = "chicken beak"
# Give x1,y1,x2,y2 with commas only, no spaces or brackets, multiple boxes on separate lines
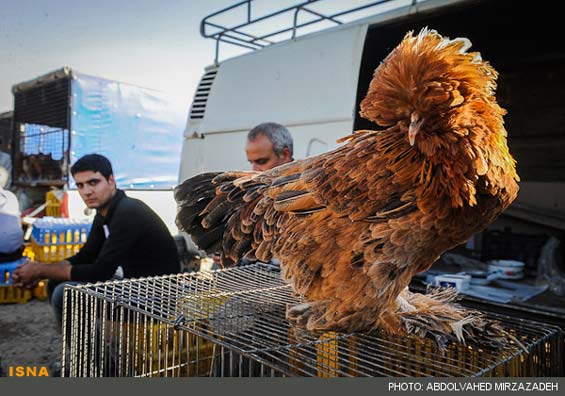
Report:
408,127,418,146
408,112,424,146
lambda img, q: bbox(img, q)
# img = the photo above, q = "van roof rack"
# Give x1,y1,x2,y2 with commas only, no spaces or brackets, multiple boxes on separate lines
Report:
201,0,416,63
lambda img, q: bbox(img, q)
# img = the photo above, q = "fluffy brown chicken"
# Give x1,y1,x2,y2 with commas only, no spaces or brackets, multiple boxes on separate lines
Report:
175,28,519,347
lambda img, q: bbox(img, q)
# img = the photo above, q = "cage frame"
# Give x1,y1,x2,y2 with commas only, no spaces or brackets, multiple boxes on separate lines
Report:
61,264,563,377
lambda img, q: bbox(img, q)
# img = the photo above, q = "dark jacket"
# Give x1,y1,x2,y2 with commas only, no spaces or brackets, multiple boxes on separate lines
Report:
69,190,179,282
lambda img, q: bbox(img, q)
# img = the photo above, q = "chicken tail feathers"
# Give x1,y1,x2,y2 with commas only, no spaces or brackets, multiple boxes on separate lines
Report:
175,172,238,255
175,171,270,267
175,172,222,253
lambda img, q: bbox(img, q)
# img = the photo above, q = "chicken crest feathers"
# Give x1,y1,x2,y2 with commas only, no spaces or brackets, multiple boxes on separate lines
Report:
360,27,496,127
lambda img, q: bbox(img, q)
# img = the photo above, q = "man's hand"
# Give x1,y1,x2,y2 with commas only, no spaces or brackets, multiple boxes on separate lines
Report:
12,261,42,289
14,260,72,286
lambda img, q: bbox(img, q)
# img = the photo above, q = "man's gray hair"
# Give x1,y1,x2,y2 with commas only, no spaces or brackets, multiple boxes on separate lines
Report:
247,122,294,157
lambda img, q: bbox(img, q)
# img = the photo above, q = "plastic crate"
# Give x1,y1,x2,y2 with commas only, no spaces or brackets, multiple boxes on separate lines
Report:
0,258,48,304
31,217,92,263
0,285,32,304
1,258,32,303
1,258,27,286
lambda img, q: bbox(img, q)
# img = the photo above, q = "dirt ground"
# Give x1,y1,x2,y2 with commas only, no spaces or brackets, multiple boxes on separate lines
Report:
0,298,62,377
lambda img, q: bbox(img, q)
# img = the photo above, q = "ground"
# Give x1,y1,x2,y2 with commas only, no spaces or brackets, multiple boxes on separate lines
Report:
0,298,62,377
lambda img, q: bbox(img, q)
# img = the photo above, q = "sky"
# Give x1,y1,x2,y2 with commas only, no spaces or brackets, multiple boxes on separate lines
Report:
0,0,401,113
0,0,251,112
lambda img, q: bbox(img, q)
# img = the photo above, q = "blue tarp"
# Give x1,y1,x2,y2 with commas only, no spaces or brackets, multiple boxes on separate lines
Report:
69,72,187,189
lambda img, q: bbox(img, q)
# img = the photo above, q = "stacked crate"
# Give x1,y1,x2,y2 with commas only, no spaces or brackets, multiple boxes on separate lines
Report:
0,258,32,304
1,218,92,304
32,217,91,301
31,217,91,263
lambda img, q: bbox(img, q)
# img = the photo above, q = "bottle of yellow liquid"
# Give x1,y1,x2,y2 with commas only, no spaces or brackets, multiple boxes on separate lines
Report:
43,227,50,261
66,229,73,258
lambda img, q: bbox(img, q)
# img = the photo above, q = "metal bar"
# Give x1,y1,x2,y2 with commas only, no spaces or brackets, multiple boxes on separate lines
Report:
200,0,402,60
61,288,69,376
301,6,343,25
328,0,391,19
201,0,322,39
205,21,271,46
291,7,301,40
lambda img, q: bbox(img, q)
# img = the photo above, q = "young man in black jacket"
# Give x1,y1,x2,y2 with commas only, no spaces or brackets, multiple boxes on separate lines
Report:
13,154,180,325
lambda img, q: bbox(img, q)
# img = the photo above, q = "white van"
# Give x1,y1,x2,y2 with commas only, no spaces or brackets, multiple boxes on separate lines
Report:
179,0,564,224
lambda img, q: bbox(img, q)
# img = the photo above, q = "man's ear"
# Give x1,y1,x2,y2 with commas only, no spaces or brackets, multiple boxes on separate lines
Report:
108,174,116,188
280,147,292,162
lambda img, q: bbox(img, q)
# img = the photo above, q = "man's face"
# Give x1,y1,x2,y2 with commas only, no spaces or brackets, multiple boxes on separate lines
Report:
73,170,116,210
245,134,291,172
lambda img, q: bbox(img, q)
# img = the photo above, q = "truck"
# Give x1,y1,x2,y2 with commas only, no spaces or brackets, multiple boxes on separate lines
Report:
180,0,565,328
10,67,187,233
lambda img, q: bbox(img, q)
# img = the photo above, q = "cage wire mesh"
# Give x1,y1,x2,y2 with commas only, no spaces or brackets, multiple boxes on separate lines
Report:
0,111,13,153
61,264,562,377
15,123,69,184
13,71,70,185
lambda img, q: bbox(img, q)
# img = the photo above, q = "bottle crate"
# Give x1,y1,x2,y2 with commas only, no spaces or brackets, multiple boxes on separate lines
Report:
31,217,92,263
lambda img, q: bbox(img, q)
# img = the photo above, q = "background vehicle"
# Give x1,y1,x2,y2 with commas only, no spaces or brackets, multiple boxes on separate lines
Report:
10,67,187,233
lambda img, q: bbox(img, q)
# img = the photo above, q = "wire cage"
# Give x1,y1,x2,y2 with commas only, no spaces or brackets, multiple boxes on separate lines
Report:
0,111,13,154
13,123,69,185
61,264,562,377
12,69,70,186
